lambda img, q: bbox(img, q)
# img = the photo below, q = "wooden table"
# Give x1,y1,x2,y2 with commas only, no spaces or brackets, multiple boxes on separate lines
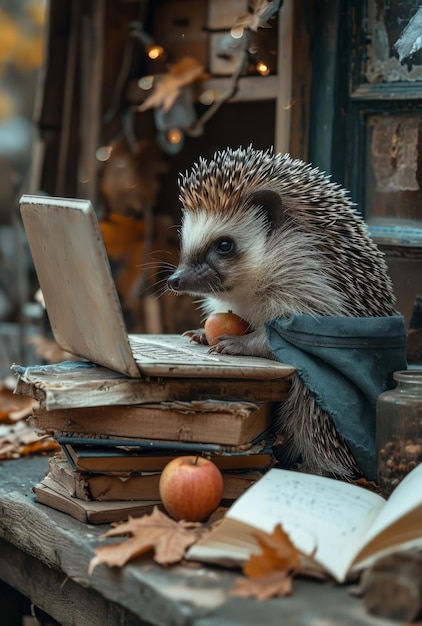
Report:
0,455,401,626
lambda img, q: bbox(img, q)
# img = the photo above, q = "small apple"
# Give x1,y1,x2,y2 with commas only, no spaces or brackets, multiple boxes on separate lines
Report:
204,311,249,346
159,456,224,521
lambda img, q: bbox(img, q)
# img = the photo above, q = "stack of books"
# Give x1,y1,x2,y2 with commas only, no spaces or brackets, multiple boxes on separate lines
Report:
29,396,278,524
12,360,293,524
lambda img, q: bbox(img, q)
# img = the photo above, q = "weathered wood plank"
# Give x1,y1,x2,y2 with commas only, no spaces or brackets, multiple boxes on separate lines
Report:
0,457,235,625
0,456,400,626
0,538,146,626
0,494,199,625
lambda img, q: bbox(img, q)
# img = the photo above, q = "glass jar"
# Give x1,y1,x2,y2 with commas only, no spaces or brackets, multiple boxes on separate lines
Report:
377,370,422,498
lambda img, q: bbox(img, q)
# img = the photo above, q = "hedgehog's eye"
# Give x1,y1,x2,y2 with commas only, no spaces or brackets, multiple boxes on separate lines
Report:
215,238,235,255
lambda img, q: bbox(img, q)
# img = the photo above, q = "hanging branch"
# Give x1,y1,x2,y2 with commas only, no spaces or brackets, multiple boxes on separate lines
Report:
106,1,283,147
185,34,249,138
186,0,282,137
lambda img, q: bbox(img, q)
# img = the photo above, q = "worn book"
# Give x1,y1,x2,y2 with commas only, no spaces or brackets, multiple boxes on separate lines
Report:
43,454,264,502
13,361,292,411
33,483,161,524
30,400,273,446
58,436,274,474
41,467,163,502
186,464,422,584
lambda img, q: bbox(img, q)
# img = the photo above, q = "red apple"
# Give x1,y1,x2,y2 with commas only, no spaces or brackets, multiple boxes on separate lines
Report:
159,456,224,521
204,311,249,346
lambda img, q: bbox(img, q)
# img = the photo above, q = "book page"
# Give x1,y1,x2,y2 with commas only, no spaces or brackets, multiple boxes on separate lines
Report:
226,468,385,582
352,462,422,566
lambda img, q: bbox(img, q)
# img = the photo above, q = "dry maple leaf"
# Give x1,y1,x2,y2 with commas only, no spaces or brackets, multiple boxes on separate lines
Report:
243,523,300,578
350,477,381,494
228,524,302,601
232,0,272,35
139,56,204,113
0,420,58,460
0,385,38,422
88,506,205,574
231,571,293,600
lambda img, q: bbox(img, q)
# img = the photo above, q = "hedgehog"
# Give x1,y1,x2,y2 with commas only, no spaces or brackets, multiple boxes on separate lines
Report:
166,146,398,479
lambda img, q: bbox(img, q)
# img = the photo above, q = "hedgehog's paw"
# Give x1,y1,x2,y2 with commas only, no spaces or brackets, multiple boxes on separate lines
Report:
208,335,246,355
208,328,274,359
182,328,208,345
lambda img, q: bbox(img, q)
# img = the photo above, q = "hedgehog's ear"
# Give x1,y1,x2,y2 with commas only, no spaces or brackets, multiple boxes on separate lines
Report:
247,189,284,232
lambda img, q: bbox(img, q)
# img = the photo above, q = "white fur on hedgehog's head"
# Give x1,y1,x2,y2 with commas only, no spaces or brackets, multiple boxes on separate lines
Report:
168,145,397,324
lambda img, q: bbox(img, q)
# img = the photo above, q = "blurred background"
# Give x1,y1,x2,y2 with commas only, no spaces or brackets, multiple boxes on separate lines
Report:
0,0,46,376
0,0,421,379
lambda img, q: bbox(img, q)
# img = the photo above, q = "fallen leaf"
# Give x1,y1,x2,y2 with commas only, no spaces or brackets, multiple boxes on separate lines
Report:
89,506,205,573
243,524,300,578
0,420,59,459
350,477,381,495
232,0,272,35
231,571,293,600
0,385,38,422
7,399,39,421
138,56,204,113
19,438,59,456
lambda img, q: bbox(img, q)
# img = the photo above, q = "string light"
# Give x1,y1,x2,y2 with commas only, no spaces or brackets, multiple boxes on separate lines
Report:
130,22,165,62
230,26,244,39
256,61,270,76
96,145,113,161
131,3,281,152
138,76,154,90
167,128,183,145
198,89,217,105
146,45,164,60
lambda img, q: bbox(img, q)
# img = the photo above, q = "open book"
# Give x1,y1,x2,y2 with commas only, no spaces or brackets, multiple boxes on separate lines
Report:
186,464,422,583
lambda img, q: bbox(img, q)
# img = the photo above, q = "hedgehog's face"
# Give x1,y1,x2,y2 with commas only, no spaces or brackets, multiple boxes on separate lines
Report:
167,190,284,298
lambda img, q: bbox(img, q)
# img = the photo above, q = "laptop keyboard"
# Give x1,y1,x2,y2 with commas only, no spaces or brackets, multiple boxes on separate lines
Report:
129,337,221,361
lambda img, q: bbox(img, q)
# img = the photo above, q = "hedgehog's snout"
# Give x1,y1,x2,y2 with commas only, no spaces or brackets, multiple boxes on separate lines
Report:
167,263,221,295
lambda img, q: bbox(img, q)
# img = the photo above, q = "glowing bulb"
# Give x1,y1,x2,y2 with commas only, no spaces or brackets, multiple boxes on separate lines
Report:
96,145,112,161
138,76,154,90
147,45,164,60
199,89,216,105
167,128,183,145
256,61,270,76
230,26,244,39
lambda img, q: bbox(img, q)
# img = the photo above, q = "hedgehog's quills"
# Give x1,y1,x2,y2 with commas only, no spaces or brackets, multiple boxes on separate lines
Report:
167,146,398,479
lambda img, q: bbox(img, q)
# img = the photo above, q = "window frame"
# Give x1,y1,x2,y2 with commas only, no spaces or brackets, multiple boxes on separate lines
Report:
309,0,422,255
